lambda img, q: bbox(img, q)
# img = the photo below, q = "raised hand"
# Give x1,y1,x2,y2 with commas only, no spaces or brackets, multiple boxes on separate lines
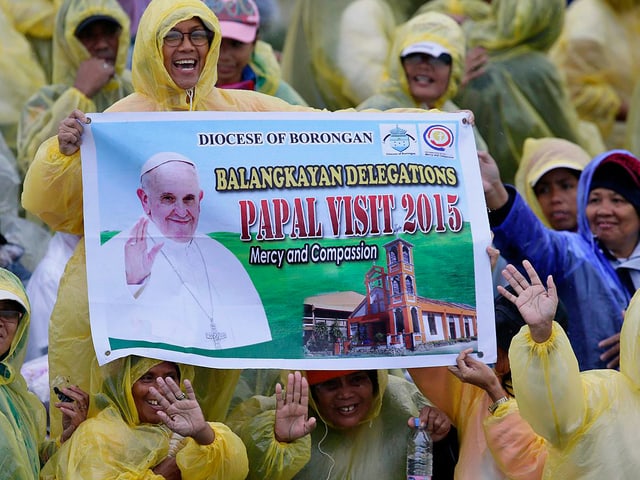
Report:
478,150,509,210
498,260,558,343
125,217,164,285
274,371,316,442
58,109,89,156
448,348,508,403
408,405,452,442
149,377,214,445
56,384,90,443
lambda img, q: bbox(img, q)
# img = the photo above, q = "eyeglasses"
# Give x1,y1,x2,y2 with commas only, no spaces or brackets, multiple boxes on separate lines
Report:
402,53,452,68
0,310,22,327
163,29,212,47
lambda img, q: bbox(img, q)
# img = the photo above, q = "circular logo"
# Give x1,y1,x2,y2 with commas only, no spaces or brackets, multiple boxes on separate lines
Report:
423,125,454,152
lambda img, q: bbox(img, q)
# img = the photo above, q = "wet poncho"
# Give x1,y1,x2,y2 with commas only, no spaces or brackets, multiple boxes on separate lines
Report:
226,370,430,479
453,0,603,183
510,287,640,478
17,0,134,176
550,0,640,150
40,356,249,479
514,137,591,228
20,0,315,440
0,268,55,480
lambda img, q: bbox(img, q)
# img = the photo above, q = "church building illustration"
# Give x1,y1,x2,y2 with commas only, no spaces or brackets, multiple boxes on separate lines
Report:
345,238,477,352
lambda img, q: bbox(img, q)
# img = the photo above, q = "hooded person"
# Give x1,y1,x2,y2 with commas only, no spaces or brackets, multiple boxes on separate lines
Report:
514,137,592,231
358,11,465,111
503,260,640,478
205,0,308,105
356,11,487,150
40,355,249,479
453,0,605,184
481,148,640,371
0,267,88,479
17,0,134,177
0,267,50,479
226,369,456,479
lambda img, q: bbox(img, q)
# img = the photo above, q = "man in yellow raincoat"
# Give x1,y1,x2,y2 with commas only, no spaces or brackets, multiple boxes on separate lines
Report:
17,0,134,177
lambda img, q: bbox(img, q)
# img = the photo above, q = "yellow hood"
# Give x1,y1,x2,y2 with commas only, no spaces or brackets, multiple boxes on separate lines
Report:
0,268,30,385
515,137,591,228
382,11,465,109
52,0,130,87
131,0,222,111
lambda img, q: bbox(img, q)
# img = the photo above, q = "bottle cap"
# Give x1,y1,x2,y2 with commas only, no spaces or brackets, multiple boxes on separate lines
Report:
413,417,421,428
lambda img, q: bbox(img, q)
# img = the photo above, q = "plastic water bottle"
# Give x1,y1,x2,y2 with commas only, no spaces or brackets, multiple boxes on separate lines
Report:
406,417,433,480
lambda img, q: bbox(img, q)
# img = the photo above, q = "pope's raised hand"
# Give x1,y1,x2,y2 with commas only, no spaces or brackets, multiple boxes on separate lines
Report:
125,217,164,285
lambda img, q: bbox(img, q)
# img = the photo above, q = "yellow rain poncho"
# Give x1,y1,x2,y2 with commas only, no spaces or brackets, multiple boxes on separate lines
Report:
453,0,603,184
514,137,591,228
17,0,134,176
510,287,640,478
40,356,249,479
356,11,487,151
0,5,47,156
280,0,425,109
0,268,55,479
550,0,640,151
0,0,59,81
21,0,316,441
226,370,430,479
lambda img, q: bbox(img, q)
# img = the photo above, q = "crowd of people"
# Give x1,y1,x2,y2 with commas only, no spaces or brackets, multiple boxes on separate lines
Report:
1,0,640,478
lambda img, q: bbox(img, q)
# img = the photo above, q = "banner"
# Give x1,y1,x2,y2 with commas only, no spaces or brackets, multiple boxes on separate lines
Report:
82,110,496,369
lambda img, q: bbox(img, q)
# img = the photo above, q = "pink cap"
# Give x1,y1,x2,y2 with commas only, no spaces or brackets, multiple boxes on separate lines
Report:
209,0,260,43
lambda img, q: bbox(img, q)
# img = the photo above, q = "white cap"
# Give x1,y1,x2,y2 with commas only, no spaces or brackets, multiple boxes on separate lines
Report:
0,289,26,309
140,152,196,179
401,41,450,59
